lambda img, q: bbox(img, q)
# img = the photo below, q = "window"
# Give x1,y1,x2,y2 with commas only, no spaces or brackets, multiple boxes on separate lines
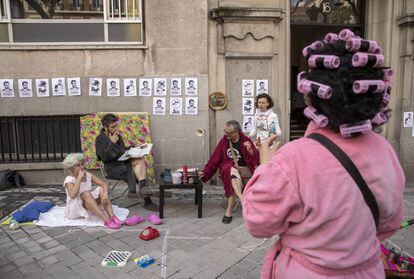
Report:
0,0,142,43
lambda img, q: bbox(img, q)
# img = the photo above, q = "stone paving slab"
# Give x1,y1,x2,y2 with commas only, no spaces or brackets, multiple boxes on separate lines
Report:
0,185,414,278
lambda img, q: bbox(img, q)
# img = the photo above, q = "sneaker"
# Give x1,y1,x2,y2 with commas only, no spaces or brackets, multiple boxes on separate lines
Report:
143,202,158,212
104,219,121,229
111,215,123,225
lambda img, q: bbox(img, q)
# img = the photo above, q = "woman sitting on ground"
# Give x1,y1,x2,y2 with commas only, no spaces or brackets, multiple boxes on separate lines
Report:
62,153,122,229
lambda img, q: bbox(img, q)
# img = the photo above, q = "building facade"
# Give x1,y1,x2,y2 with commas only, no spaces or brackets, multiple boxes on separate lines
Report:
0,0,413,186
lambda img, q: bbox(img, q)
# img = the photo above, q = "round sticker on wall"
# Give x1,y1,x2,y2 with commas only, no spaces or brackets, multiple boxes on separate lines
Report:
209,92,227,111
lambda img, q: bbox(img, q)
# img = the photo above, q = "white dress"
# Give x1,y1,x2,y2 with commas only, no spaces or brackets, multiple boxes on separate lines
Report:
63,172,101,220
249,109,282,143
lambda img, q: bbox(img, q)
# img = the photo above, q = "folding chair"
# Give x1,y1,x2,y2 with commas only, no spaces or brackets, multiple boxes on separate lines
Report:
98,163,129,205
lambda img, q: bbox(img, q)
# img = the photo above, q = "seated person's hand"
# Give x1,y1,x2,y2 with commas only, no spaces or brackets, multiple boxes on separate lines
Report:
199,171,205,178
139,143,148,149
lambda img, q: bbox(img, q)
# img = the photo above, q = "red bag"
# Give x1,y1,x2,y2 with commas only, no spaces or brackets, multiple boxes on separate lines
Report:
139,226,160,241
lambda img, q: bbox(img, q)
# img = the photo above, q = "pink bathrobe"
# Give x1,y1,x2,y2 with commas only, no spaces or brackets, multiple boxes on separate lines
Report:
243,122,405,278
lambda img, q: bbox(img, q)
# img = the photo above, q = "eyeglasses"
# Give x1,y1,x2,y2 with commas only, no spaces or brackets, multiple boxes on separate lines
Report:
223,129,237,136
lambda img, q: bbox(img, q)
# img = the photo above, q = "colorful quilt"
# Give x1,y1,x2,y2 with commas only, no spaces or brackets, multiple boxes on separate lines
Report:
80,112,154,182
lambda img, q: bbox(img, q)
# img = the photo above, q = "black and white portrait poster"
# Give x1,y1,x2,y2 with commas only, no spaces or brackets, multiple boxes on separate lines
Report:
256,79,269,95
67,78,81,96
52,78,66,96
170,78,182,96
35,78,50,97
404,112,413,128
0,79,15,98
242,98,254,115
242,80,254,97
185,97,198,115
107,78,120,97
170,97,183,116
153,97,166,115
18,79,33,98
185,77,198,96
124,78,137,97
243,116,254,133
89,78,102,96
154,78,167,96
139,78,152,97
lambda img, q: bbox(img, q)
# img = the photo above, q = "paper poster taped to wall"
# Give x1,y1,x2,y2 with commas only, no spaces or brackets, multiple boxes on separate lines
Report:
36,78,50,97
139,78,152,97
243,116,254,133
18,79,33,97
170,97,183,115
242,80,254,97
242,98,254,115
107,78,120,97
153,97,166,115
404,112,413,128
185,97,198,115
52,78,66,96
67,78,81,96
154,78,167,96
0,79,15,98
124,78,137,97
185,77,198,96
170,78,182,96
89,78,102,96
256,79,269,95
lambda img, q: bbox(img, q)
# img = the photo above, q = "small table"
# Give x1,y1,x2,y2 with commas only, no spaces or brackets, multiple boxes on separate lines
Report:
159,182,203,219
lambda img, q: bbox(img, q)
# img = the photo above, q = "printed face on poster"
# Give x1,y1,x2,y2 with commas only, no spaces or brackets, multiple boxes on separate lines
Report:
153,97,166,115
170,97,183,115
242,80,254,97
52,78,66,96
139,78,152,97
185,97,198,115
243,116,254,133
89,78,102,96
0,79,15,98
18,79,33,97
154,78,167,96
185,78,198,96
256,79,269,95
170,78,181,96
123,78,137,97
242,98,254,115
36,78,50,97
67,78,81,96
404,112,413,128
107,78,120,97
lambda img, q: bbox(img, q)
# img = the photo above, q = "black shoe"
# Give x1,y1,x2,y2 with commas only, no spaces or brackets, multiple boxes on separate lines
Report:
222,215,232,224
138,186,152,197
143,202,158,212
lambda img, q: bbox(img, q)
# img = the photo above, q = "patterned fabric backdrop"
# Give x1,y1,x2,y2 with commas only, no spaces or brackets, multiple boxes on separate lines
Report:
80,112,154,182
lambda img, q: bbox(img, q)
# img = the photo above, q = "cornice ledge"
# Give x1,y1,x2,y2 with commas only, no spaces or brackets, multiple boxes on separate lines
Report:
397,13,414,27
210,7,284,23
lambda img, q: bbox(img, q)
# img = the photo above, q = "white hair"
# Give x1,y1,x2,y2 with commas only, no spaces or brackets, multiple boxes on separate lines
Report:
62,153,85,170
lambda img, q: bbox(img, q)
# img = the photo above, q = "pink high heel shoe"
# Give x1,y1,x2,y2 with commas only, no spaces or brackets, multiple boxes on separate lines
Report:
111,215,123,225
147,213,163,225
124,215,145,226
104,219,121,229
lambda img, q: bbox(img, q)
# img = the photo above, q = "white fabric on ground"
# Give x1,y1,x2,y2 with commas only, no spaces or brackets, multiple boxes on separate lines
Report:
34,205,129,227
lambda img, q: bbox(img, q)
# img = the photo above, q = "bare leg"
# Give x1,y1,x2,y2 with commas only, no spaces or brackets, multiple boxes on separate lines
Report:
98,187,114,218
225,195,236,217
131,158,146,181
230,167,243,201
81,191,107,222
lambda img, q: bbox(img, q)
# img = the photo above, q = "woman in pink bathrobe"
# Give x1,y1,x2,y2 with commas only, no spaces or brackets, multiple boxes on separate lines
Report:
243,29,405,278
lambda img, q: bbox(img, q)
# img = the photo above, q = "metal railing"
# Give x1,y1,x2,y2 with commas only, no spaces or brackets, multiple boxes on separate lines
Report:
0,115,82,163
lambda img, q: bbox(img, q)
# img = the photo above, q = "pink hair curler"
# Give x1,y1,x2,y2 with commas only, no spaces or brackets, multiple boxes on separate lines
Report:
302,40,324,57
353,80,386,94
303,106,329,127
352,52,384,68
345,38,378,53
374,46,383,54
298,79,332,99
308,55,340,69
339,29,356,41
324,33,339,44
381,92,390,107
371,111,388,125
383,69,393,82
339,120,372,138
297,71,306,88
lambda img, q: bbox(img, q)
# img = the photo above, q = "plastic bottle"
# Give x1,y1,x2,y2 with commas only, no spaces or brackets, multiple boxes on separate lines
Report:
182,165,188,184
10,219,19,230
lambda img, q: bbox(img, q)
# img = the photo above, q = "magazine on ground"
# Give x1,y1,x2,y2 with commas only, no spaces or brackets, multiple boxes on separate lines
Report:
118,143,153,161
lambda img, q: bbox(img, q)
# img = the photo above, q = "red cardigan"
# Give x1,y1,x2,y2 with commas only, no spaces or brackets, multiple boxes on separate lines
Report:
202,132,259,182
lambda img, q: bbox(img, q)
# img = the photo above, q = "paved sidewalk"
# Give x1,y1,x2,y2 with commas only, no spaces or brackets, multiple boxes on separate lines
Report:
0,185,413,279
